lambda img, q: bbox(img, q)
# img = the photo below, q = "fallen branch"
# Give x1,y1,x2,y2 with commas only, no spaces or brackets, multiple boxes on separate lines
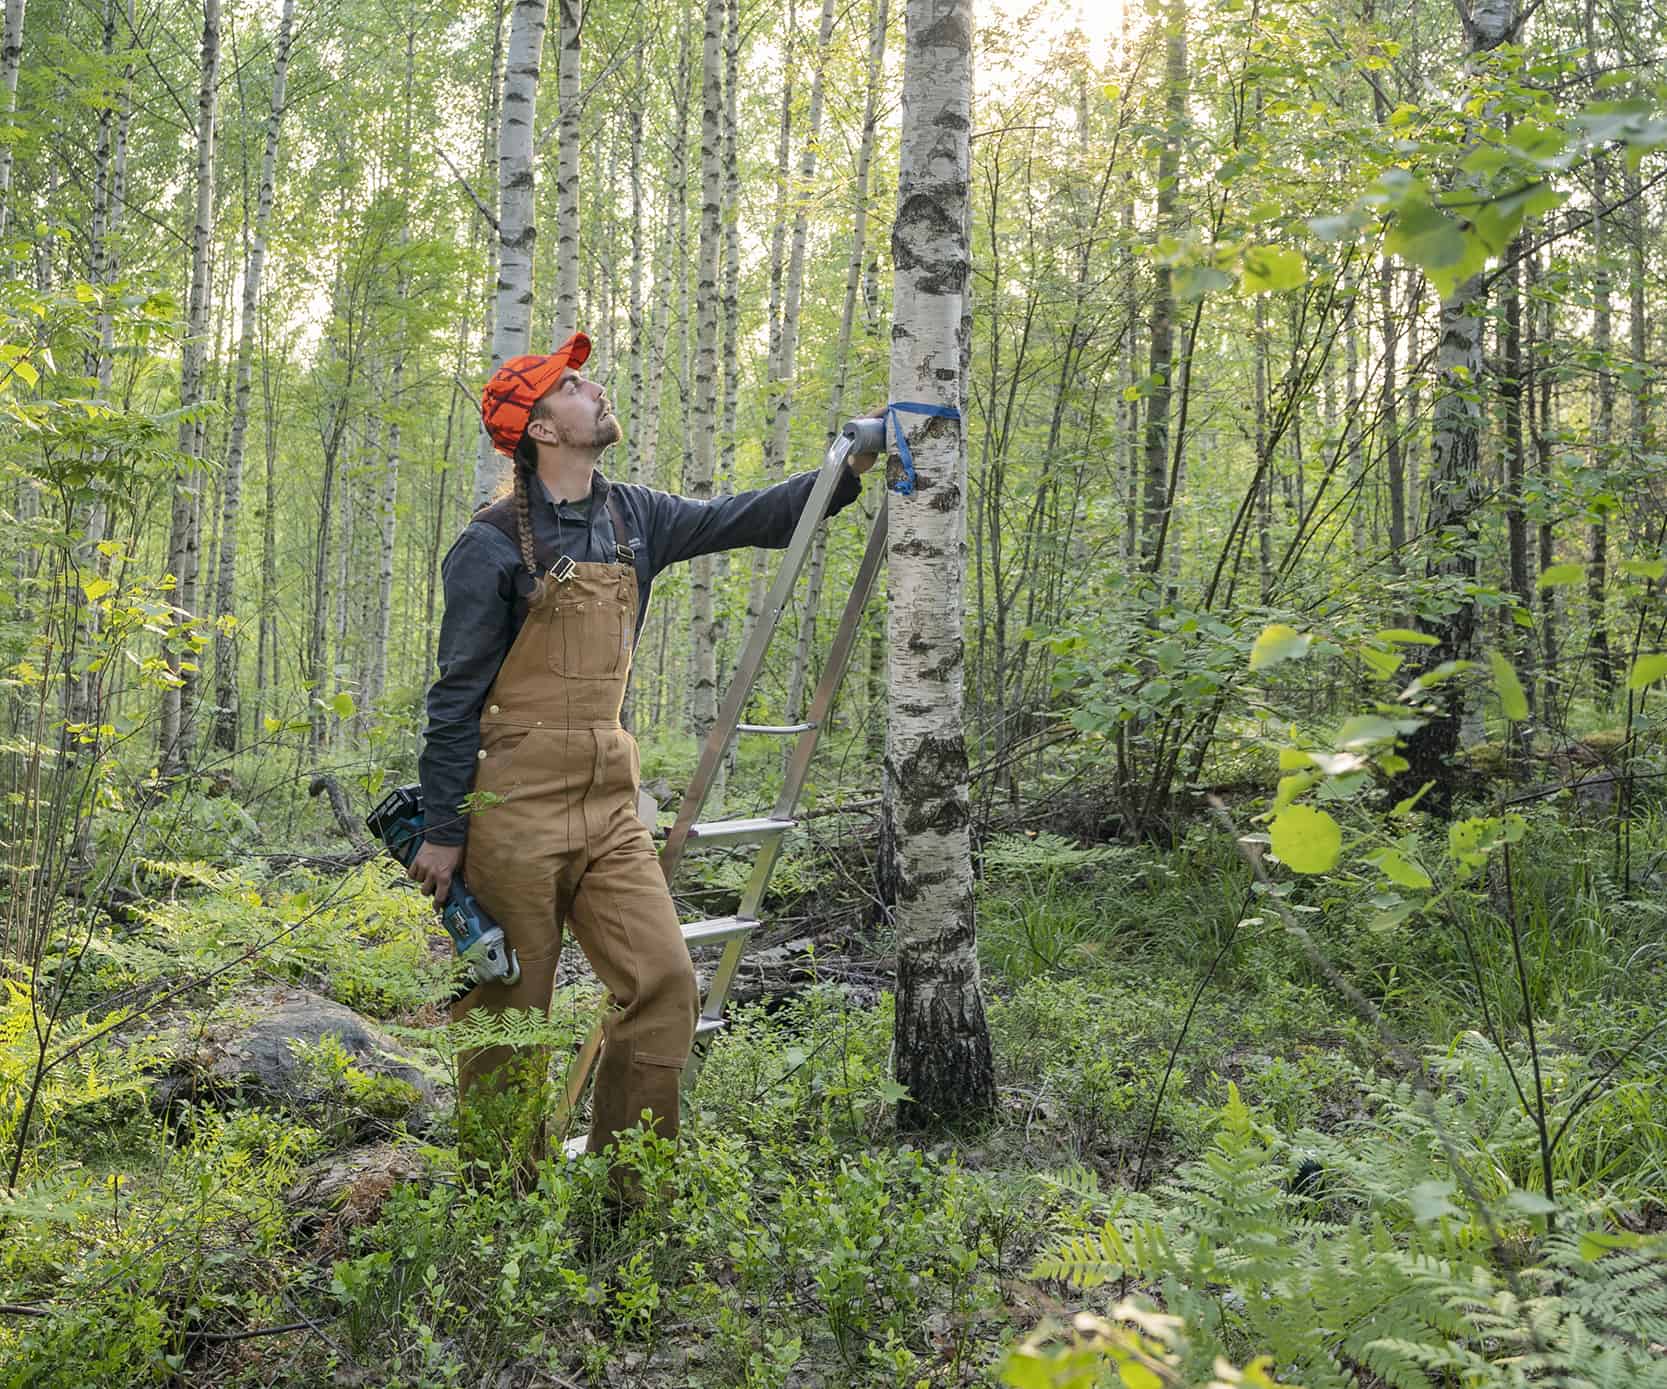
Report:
308,774,372,853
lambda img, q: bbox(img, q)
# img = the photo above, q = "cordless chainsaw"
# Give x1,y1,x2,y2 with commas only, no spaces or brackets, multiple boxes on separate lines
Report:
366,784,521,985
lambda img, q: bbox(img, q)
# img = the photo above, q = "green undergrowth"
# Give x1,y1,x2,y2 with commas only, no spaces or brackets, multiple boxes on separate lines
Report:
4,810,1666,1385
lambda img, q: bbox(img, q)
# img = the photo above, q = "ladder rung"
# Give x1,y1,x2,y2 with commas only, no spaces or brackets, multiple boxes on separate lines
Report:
736,721,817,734
681,915,758,947
695,1016,726,1039
685,816,795,845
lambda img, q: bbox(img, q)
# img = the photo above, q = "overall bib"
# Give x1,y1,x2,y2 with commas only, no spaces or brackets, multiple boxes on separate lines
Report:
454,533,697,1173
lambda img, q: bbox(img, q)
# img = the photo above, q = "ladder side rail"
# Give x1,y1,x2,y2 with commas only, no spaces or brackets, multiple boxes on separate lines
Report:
683,499,891,1091
774,494,889,820
659,437,858,883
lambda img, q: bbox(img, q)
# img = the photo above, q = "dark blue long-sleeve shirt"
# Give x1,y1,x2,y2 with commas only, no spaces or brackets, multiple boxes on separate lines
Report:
418,463,863,843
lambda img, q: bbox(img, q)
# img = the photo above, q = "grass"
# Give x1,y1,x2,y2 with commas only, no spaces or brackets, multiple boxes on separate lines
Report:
5,785,1667,1386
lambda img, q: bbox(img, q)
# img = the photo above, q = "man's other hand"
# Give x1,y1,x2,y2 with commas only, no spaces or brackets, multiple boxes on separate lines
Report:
409,840,464,908
848,410,886,475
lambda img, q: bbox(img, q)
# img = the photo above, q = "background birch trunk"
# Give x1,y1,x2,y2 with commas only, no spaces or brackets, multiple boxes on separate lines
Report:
553,0,580,345
1588,151,1614,696
1398,0,1516,817
159,0,220,779
886,0,993,1130
739,0,835,656
786,0,888,729
0,0,24,237
212,0,294,753
1139,0,1184,574
370,27,416,723
476,0,549,505
687,0,723,795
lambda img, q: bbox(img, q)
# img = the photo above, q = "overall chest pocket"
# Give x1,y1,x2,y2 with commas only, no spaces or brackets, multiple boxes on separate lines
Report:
545,597,629,679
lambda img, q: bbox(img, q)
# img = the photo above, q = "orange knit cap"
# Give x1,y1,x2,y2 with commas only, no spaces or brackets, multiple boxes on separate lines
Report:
480,331,592,456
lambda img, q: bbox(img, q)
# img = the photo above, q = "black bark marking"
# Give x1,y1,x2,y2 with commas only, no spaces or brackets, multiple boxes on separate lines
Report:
918,10,972,55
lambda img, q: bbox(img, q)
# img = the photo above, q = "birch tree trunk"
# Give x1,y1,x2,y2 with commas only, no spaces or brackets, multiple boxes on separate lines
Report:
717,0,740,497
213,0,294,753
476,0,549,505
1254,296,1272,602
625,45,645,481
711,0,740,663
786,0,888,726
370,27,416,720
160,0,221,778
886,0,993,1129
0,0,24,237
1503,235,1534,723
553,0,580,344
740,0,836,656
1399,0,1516,818
1588,152,1614,696
1382,257,1405,567
762,2,797,467
1139,0,1185,574
1628,166,1649,522
687,0,722,763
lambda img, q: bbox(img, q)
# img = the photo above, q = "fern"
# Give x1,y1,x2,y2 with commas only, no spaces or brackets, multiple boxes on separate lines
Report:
1032,1078,1667,1389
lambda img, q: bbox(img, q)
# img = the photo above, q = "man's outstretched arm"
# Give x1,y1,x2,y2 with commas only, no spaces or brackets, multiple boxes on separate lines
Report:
644,437,879,573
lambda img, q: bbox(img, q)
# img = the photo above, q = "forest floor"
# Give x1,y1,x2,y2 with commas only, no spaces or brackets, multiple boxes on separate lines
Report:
5,745,1667,1387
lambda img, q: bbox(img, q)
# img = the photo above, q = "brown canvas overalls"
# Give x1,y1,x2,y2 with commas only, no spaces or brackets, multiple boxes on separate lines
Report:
454,500,696,1173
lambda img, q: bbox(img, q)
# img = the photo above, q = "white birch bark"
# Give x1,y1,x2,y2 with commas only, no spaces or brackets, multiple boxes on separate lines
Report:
553,0,580,344
370,26,415,722
687,0,722,749
212,0,294,752
739,0,835,655
1588,150,1613,693
0,0,24,237
1400,0,1516,815
476,0,549,506
886,0,993,1127
625,46,645,482
716,0,740,495
786,0,887,726
160,0,221,777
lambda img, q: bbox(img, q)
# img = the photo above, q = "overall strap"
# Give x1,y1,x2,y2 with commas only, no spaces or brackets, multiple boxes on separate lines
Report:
472,489,635,626
606,489,635,566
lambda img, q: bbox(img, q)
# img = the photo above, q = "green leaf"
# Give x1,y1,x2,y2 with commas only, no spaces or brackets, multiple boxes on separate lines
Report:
1240,245,1306,294
1269,805,1342,874
1374,627,1439,646
1177,264,1233,300
1487,650,1529,721
330,691,356,719
1625,653,1667,690
1618,557,1666,581
1503,1189,1558,1217
1336,714,1401,749
1120,1363,1164,1389
1408,1180,1462,1224
1578,1229,1648,1260
1249,623,1311,672
1359,645,1402,679
1537,562,1584,588
1367,847,1432,890
1384,194,1482,298
81,577,113,602
1275,771,1320,809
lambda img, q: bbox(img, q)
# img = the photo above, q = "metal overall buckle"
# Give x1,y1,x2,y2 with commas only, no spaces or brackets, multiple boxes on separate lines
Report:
550,555,578,583
615,543,635,565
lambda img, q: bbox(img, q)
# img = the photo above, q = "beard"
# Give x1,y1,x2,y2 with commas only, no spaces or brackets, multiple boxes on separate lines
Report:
555,408,623,450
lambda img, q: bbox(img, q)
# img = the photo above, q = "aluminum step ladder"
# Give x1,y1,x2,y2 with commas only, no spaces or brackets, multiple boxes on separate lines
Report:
559,417,889,1127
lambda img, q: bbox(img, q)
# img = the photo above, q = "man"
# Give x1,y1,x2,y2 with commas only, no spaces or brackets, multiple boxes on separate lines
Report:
411,330,877,1179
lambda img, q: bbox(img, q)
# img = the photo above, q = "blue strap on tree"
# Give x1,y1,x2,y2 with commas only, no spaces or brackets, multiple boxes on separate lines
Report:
885,400,961,497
